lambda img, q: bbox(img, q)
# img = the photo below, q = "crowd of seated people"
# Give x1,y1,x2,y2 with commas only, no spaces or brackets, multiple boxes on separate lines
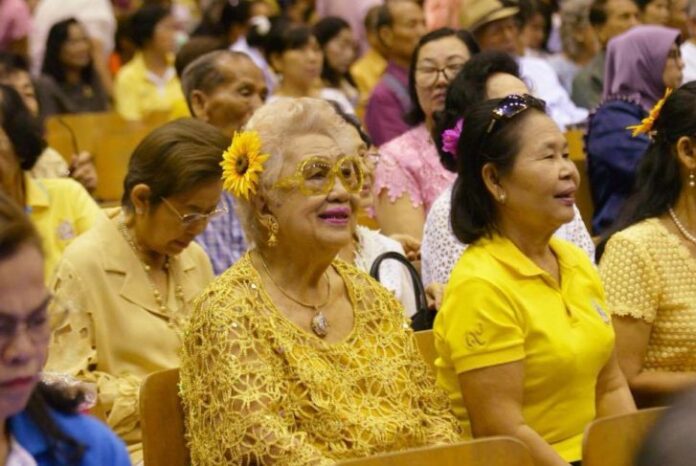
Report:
0,0,694,465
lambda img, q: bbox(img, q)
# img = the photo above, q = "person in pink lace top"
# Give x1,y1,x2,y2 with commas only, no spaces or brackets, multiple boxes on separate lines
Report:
373,28,479,239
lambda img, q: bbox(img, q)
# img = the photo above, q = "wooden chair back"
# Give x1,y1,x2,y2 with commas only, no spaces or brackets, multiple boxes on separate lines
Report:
414,330,437,373
338,437,534,466
583,407,667,466
45,112,167,203
140,368,190,466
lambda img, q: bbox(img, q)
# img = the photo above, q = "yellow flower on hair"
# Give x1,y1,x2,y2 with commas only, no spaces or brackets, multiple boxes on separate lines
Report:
221,130,269,200
627,88,673,137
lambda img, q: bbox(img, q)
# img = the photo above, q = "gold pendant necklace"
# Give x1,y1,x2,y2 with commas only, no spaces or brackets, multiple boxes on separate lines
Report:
118,221,185,326
257,252,331,338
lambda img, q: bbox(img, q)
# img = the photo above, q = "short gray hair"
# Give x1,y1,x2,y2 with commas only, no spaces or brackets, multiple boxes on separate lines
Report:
235,97,361,246
180,50,251,114
560,0,593,58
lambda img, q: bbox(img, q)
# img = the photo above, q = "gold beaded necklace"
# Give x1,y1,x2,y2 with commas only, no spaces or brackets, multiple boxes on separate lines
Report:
118,221,186,324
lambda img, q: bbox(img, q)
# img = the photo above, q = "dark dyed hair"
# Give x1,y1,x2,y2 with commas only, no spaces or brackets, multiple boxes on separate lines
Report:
129,4,171,48
634,0,659,11
313,16,356,88
41,18,95,85
0,52,29,79
122,118,229,209
589,0,613,27
329,100,373,146
0,192,86,464
0,84,46,170
405,28,480,126
450,95,546,244
596,82,696,258
264,19,314,66
433,50,521,171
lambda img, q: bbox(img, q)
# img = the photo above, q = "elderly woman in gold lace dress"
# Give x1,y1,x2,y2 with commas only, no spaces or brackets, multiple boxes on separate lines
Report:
179,97,461,465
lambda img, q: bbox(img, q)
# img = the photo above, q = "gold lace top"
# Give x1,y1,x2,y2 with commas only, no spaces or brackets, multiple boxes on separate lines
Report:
600,218,696,371
179,253,461,466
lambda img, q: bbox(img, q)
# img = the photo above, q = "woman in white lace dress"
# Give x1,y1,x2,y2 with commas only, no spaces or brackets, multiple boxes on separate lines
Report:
421,51,595,287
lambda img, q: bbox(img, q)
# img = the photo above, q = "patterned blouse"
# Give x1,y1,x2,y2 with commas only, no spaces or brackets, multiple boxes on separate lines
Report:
600,218,696,371
179,254,461,466
421,184,596,286
373,124,456,213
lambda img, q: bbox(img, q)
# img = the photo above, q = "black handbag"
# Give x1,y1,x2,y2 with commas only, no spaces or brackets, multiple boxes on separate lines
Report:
369,251,436,331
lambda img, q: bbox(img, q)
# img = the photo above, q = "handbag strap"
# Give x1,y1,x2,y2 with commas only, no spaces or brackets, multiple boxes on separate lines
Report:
369,251,428,314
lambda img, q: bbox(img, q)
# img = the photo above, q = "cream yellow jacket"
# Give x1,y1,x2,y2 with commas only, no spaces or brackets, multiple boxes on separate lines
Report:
46,208,214,464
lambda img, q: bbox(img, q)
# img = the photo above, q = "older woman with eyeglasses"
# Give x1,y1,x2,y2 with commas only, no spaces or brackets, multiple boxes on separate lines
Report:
373,27,478,239
45,118,226,465
434,94,635,466
179,97,461,466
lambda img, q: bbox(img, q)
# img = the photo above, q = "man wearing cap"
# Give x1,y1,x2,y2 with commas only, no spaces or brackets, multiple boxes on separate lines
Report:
572,0,640,109
462,0,589,129
364,0,427,146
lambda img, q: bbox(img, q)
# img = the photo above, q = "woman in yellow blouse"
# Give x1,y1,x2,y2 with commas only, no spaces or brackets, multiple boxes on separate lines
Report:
599,83,696,407
46,118,227,464
114,4,183,121
433,95,635,466
179,98,461,466
0,84,101,281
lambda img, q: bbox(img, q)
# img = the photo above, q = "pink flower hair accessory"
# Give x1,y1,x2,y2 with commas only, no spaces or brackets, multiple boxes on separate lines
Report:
441,118,463,158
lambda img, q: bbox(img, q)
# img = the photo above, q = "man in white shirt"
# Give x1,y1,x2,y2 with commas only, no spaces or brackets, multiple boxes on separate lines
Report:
461,0,589,129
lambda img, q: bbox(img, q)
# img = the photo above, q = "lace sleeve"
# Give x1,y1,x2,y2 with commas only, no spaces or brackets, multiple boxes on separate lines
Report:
421,187,466,286
372,143,424,208
180,286,335,466
599,234,660,323
46,259,141,437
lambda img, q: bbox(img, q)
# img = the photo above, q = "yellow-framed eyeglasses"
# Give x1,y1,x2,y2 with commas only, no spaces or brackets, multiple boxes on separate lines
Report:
273,155,365,196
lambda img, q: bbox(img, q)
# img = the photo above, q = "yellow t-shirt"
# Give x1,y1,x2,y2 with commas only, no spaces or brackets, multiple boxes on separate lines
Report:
114,52,184,121
433,235,614,462
25,174,102,281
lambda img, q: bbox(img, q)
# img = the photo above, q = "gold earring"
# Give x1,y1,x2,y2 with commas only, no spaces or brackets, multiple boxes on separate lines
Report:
499,192,507,203
261,215,279,247
690,170,695,188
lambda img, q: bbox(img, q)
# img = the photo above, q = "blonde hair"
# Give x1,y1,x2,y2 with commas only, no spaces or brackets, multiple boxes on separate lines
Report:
235,97,361,246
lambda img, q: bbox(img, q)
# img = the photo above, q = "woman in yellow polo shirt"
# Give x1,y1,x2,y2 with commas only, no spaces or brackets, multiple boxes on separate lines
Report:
433,94,635,466
0,84,101,280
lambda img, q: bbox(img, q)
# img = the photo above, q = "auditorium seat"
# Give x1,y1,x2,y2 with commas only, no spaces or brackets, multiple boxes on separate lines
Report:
45,111,168,203
338,437,534,466
583,407,667,466
140,368,189,466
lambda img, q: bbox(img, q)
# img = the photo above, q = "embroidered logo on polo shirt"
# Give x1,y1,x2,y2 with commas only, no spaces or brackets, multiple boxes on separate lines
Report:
465,322,486,348
592,300,610,324
56,221,76,241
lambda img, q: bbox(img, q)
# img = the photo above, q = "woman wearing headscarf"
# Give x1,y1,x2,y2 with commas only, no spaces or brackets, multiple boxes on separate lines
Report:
585,25,683,235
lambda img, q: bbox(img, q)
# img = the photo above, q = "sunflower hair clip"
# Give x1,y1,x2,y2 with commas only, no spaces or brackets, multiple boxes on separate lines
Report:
221,130,269,200
627,88,672,138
